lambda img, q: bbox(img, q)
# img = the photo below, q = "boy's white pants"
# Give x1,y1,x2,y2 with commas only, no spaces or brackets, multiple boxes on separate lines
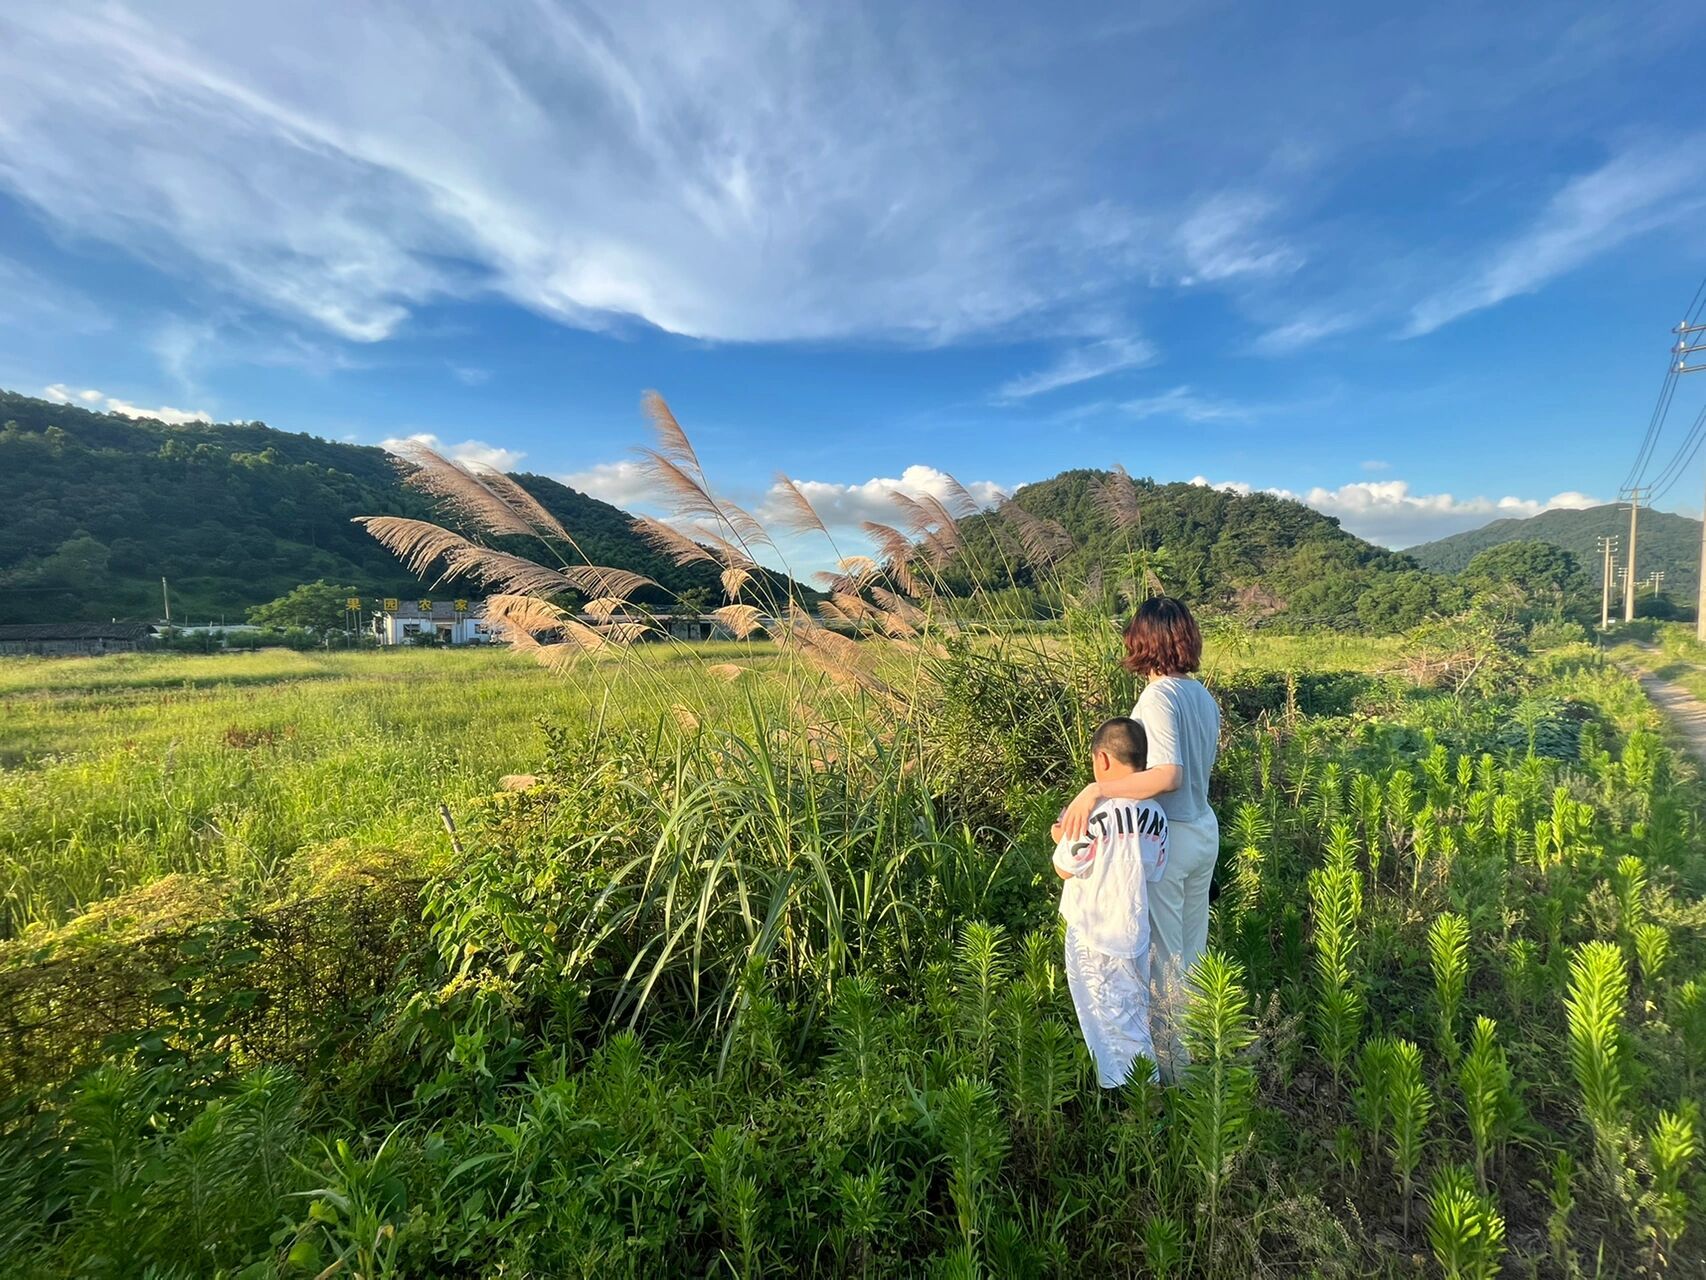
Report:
1064,926,1156,1089
1146,813,1219,1082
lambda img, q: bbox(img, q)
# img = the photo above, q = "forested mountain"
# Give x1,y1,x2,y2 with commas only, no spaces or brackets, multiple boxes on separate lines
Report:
1406,503,1702,607
0,390,725,622
940,469,1462,629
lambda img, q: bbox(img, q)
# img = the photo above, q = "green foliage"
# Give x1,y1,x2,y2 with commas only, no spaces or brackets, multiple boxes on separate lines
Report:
245,578,362,631
1564,940,1630,1175
1641,1107,1700,1269
0,388,727,620
7,608,1706,1275
1177,952,1257,1261
1458,1017,1518,1188
1388,1039,1432,1234
1428,912,1470,1066
1427,1163,1507,1280
1407,502,1702,610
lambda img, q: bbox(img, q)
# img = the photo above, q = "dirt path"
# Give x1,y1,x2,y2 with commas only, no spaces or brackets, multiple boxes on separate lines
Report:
1629,666,1706,764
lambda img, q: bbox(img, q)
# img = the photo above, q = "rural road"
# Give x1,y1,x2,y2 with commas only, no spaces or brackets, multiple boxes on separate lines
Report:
1630,667,1706,764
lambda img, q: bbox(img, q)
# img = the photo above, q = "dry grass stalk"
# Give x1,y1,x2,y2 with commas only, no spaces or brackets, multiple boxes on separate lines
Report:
633,516,717,568
889,491,935,538
938,475,991,520
706,663,751,682
465,462,570,539
600,621,655,644
717,498,772,550
639,449,727,529
771,475,831,536
999,498,1073,568
483,593,573,649
440,546,573,597
351,517,474,577
830,591,875,622
561,564,657,602
860,521,921,596
1094,464,1142,532
390,441,536,538
721,566,751,600
642,391,704,478
713,603,765,639
582,596,627,620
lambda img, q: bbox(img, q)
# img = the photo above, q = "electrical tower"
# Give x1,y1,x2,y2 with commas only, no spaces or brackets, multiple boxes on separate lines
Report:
1680,318,1706,640
1620,488,1645,623
1596,535,1618,630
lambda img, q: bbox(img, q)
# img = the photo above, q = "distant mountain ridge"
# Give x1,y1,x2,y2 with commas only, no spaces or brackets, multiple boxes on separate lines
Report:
0,389,726,622
1405,503,1702,605
941,468,1453,628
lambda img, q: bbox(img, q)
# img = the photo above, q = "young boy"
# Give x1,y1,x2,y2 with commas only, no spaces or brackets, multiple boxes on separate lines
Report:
1050,717,1169,1089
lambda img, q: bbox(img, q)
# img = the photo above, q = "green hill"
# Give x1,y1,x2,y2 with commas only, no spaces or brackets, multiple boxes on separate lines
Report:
940,469,1458,629
0,389,726,623
1406,503,1702,610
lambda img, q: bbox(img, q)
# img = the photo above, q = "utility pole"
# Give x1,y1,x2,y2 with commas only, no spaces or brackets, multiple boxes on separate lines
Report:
1678,318,1706,641
161,576,172,628
1621,488,1645,623
1596,535,1618,630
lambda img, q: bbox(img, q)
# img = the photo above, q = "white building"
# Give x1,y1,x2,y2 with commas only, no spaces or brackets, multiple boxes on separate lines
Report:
373,598,491,646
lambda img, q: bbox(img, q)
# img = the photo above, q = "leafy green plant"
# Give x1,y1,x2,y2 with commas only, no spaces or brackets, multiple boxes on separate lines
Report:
933,1077,1009,1262
1178,952,1258,1264
1631,922,1668,992
1563,940,1630,1176
1458,1016,1517,1188
1426,1163,1506,1280
1388,1039,1432,1235
1640,1107,1700,1272
1307,846,1364,1088
1429,912,1470,1066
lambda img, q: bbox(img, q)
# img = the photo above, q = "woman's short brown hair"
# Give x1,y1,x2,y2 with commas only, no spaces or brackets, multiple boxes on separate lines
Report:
1121,596,1202,676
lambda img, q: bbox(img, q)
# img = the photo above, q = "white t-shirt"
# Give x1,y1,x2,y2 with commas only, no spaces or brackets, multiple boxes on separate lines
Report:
1134,676,1220,825
1053,796,1168,957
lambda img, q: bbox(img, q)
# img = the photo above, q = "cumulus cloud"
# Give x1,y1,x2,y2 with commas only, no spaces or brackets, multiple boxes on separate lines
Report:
1189,475,1600,547
996,336,1158,400
382,431,524,471
560,460,655,510
763,465,1006,530
43,383,212,425
1408,141,1706,336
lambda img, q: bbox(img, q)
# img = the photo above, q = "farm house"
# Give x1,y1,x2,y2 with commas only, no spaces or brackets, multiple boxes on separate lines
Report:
0,622,158,657
371,599,491,646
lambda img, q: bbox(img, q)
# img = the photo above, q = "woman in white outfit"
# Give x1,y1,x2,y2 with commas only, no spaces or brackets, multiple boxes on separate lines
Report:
1058,596,1221,1081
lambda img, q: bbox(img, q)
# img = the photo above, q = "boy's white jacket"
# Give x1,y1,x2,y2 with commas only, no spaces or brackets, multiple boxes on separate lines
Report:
1052,797,1168,958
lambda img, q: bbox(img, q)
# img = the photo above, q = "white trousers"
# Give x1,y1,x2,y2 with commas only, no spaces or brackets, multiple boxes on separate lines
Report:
1064,926,1156,1089
1147,813,1219,1082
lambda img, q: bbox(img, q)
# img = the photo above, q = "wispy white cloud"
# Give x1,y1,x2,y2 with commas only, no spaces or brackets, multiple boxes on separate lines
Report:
450,365,490,386
1174,194,1303,286
1360,459,1391,472
43,382,212,425
1407,141,1706,336
762,465,1006,529
1252,310,1362,355
383,431,524,471
1190,474,1600,546
996,336,1157,400
1118,386,1255,423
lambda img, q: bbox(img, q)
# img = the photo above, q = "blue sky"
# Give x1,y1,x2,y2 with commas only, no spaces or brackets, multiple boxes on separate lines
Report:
3,1,1706,557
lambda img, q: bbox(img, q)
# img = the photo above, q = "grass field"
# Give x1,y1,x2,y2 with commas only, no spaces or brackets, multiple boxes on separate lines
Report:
4,627,1704,1277
0,633,1405,942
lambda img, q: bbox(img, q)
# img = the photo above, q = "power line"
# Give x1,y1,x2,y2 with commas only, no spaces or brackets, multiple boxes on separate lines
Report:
1624,276,1706,494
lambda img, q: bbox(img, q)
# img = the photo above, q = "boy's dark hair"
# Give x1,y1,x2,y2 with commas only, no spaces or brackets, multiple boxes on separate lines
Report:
1092,717,1148,769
